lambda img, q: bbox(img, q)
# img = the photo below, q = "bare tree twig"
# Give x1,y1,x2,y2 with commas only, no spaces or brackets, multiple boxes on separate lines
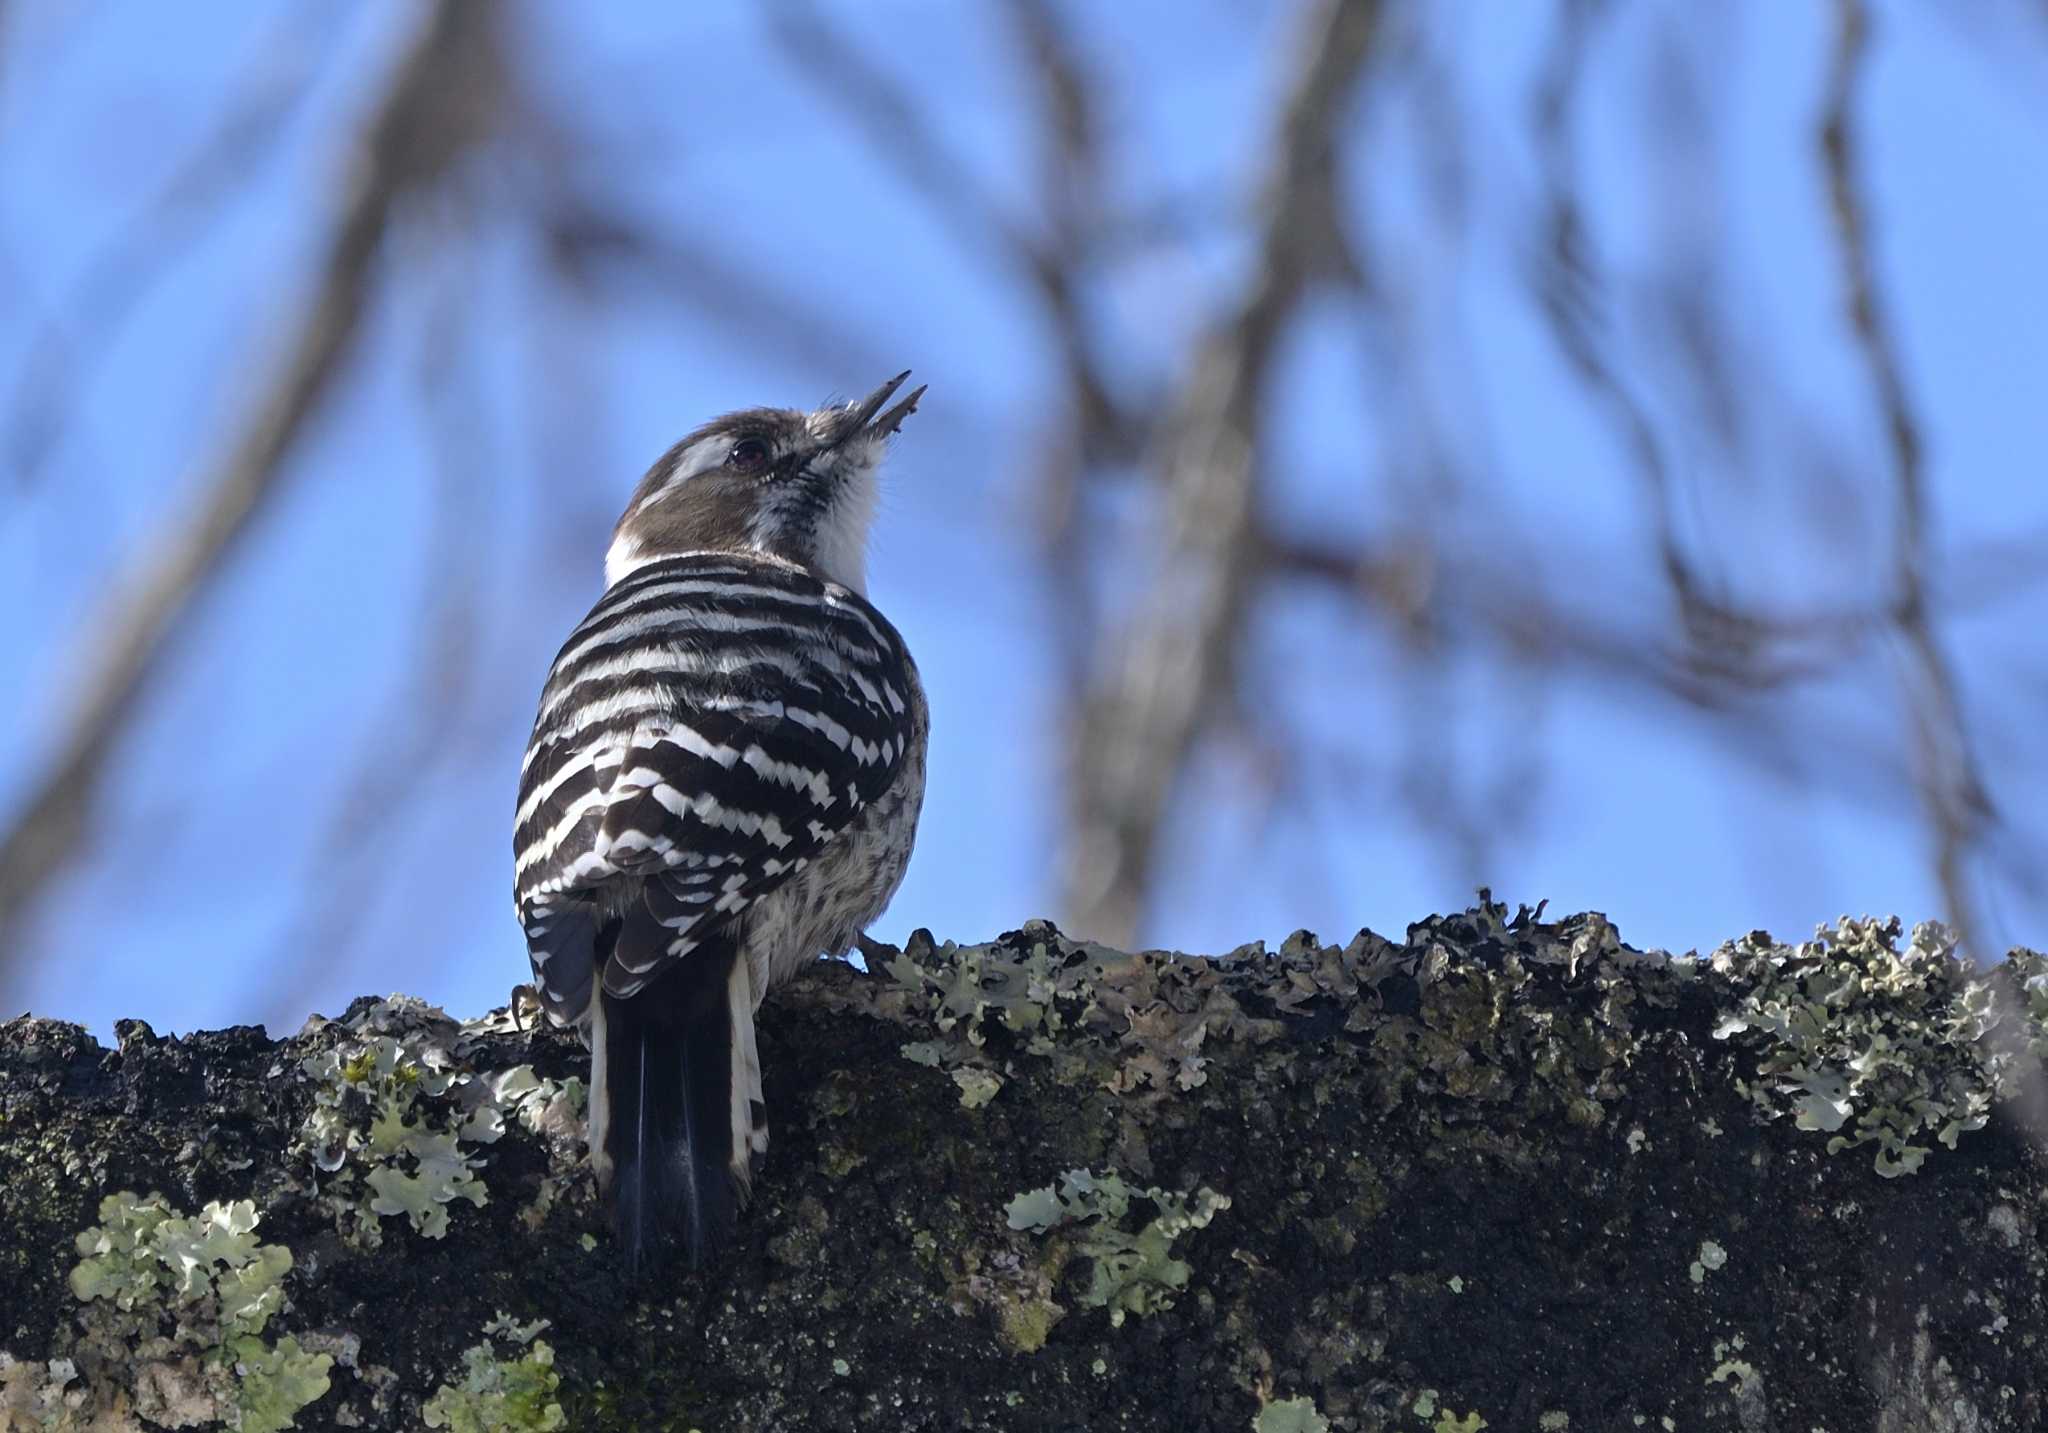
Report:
1529,0,1717,652
255,246,490,1031
768,0,1166,702
1000,0,1127,690
1000,0,1148,465
0,0,504,955
1347,14,1560,890
764,0,1030,262
3,0,347,497
1062,0,1382,944
1821,0,1995,954
538,199,893,384
1824,0,2048,1168
1641,8,1751,464
767,0,1146,463
1262,522,2046,856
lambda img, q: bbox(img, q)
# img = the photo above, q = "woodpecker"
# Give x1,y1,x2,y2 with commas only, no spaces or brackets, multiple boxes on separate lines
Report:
514,372,929,1271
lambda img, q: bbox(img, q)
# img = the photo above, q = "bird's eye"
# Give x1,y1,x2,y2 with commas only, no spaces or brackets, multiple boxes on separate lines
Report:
728,437,771,473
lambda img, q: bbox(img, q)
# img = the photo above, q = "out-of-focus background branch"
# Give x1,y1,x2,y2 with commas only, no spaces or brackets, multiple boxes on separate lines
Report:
0,0,498,941
2,0,2044,1034
1821,0,1998,955
1065,0,1382,944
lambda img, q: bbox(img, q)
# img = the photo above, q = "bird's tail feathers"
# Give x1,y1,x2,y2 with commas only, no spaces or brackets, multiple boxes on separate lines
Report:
729,954,770,1187
590,925,760,1273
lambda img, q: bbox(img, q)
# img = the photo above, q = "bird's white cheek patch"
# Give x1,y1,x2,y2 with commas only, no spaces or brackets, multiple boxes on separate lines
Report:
606,437,740,585
604,535,647,587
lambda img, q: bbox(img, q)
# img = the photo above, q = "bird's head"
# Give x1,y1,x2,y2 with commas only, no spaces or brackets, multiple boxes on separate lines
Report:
606,371,926,594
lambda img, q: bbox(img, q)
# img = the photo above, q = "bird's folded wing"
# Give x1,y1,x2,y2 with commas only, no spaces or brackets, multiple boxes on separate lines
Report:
513,555,914,1006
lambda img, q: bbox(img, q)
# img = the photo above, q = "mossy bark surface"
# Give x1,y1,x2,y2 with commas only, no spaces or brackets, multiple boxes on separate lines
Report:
3,901,2045,1431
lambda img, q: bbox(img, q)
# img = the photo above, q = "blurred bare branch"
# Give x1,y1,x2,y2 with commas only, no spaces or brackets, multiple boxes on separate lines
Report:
3,1,345,497
768,0,1160,696
1529,0,1719,659
0,0,504,950
1264,514,2039,862
1640,9,1750,465
257,256,488,1029
1063,0,1381,944
765,0,1029,262
768,0,1145,462
1002,0,1130,689
537,200,891,383
1822,0,1995,954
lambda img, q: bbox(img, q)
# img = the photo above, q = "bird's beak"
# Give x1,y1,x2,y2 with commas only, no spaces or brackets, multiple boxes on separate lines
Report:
838,370,927,446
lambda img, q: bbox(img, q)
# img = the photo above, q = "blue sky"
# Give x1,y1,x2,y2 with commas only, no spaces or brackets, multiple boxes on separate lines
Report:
3,0,2045,1038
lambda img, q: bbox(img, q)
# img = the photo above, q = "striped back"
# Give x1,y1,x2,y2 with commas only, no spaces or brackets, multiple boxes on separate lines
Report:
514,553,918,1010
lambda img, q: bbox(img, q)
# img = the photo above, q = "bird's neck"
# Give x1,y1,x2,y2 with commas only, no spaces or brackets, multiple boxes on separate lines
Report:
603,534,864,595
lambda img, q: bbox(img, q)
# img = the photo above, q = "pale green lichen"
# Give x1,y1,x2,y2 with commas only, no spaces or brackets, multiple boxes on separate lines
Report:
1409,1388,1491,1430
1711,917,2048,1177
0,1352,84,1427
956,1247,1065,1354
1254,1394,1330,1431
1705,1334,1767,1425
950,1066,1004,1109
229,1338,336,1433
886,925,1236,1103
296,999,586,1242
460,1063,588,1145
299,1035,487,1240
889,937,1074,1102
1689,1239,1727,1285
421,1315,565,1432
60,1191,332,1432
1006,1168,1229,1328
887,936,1073,1048
1707,1358,1761,1392
1703,1334,1769,1424
876,896,1682,1153
901,1034,1004,1112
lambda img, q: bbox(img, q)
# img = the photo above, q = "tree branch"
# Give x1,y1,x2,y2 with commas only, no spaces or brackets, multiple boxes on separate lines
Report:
2,0,345,498
0,0,503,953
1821,0,1995,954
1061,0,1381,944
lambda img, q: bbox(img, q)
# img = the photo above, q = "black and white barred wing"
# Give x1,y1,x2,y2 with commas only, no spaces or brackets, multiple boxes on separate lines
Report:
513,556,914,1019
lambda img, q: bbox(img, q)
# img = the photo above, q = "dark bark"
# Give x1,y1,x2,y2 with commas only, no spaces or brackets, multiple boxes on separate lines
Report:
3,900,2044,1431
